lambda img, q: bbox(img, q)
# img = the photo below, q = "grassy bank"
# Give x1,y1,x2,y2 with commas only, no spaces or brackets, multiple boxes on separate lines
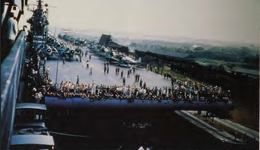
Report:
151,66,186,81
195,58,226,67
150,65,259,131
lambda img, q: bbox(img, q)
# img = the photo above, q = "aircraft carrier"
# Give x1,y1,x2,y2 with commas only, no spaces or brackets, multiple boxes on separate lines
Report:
1,1,258,150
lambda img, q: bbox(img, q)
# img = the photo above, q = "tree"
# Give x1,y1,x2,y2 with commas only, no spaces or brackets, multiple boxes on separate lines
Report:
230,64,235,69
244,57,250,63
194,46,204,51
252,54,259,66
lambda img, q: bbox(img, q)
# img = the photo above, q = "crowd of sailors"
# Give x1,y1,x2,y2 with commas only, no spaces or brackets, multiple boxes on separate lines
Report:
42,76,230,104
24,51,231,104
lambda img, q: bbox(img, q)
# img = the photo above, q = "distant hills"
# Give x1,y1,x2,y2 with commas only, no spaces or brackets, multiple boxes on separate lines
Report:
49,26,259,48
50,26,259,69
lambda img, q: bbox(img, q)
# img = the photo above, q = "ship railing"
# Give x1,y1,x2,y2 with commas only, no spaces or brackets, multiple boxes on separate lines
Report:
1,31,26,150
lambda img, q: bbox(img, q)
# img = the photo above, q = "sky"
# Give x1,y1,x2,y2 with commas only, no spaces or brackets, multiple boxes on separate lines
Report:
25,0,260,44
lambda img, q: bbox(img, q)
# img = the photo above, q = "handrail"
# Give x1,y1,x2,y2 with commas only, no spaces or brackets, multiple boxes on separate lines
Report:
1,31,25,150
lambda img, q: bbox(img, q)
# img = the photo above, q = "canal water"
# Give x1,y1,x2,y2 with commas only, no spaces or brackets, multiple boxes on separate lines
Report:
47,109,258,150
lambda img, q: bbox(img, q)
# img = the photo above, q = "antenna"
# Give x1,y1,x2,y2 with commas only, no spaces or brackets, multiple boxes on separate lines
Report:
37,0,42,9
27,0,57,12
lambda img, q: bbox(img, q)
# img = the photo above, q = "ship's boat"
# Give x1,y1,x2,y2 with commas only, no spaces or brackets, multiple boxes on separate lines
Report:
10,135,55,150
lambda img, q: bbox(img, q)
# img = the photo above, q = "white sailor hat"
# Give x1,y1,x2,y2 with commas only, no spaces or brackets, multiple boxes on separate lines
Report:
32,87,37,91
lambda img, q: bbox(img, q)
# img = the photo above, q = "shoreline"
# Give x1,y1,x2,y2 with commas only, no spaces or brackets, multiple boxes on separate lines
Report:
149,66,258,132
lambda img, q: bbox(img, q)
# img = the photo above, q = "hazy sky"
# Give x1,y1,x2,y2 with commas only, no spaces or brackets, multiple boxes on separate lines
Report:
28,0,260,44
